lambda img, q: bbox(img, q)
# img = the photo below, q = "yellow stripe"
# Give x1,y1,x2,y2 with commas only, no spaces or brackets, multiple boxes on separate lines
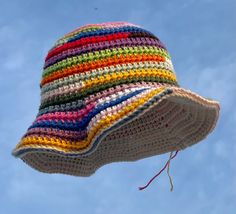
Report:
63,26,102,39
81,69,176,90
15,87,166,153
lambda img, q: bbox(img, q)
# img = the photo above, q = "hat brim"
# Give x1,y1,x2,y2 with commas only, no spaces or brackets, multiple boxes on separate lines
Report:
12,85,219,176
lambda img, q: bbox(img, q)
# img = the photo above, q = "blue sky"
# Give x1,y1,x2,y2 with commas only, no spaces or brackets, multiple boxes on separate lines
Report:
0,0,235,213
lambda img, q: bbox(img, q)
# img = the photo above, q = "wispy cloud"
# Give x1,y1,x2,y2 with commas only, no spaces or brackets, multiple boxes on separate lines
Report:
0,0,235,214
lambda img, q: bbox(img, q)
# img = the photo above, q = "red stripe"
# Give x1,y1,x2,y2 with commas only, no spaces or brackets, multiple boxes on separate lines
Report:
45,32,131,61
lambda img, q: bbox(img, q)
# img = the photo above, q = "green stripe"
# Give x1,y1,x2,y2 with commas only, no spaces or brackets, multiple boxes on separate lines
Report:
53,26,103,49
39,76,178,110
41,67,174,94
42,46,170,78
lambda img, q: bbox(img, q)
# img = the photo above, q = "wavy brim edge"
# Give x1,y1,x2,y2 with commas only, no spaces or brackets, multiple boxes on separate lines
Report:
12,86,220,176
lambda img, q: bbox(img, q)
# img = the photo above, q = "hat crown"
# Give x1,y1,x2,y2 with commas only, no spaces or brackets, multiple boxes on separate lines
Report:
40,22,178,110
13,22,220,177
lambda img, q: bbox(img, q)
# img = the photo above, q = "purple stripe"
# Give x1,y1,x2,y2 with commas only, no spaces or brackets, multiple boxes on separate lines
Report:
44,37,167,69
24,127,88,141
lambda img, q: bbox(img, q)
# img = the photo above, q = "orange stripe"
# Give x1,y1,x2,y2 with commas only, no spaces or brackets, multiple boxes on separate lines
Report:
41,54,165,87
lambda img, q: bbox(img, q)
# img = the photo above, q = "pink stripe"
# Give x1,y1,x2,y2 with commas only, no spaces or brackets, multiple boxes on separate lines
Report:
34,102,96,123
64,22,138,37
85,82,168,105
53,22,139,51
39,83,169,122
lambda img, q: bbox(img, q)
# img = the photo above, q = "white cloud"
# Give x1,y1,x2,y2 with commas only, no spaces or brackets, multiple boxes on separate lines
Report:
0,1,235,213
179,55,236,113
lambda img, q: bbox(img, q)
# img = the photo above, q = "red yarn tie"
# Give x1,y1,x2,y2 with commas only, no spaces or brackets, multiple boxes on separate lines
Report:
139,151,179,191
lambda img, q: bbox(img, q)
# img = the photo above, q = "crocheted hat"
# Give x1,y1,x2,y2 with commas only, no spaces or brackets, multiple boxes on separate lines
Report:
12,22,220,176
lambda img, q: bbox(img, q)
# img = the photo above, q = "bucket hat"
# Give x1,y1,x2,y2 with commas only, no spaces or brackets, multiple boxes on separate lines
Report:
12,21,220,177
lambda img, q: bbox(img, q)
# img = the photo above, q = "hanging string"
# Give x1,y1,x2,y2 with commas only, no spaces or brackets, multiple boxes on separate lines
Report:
139,150,179,191
167,151,174,191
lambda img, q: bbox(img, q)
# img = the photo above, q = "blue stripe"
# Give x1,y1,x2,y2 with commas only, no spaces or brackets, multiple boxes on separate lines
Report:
29,88,147,131
13,88,173,158
86,88,173,155
67,26,155,43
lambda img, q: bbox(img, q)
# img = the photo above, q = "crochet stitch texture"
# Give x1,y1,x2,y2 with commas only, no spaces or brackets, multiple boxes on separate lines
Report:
12,22,220,176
